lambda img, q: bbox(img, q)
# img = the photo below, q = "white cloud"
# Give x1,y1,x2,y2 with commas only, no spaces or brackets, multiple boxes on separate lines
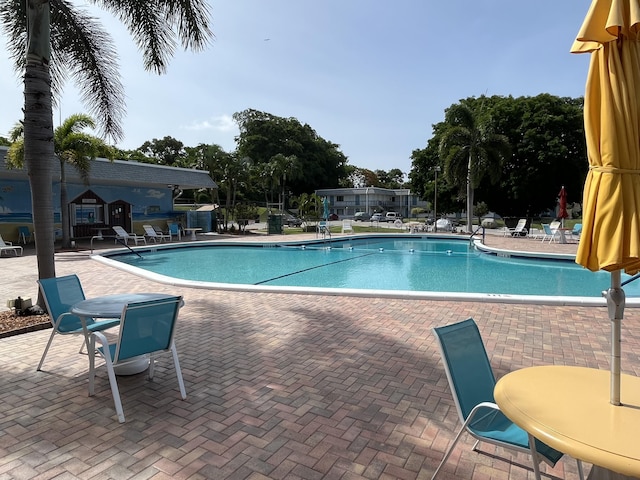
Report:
182,115,236,133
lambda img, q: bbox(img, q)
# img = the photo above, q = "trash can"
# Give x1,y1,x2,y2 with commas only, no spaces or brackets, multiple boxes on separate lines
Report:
267,215,283,234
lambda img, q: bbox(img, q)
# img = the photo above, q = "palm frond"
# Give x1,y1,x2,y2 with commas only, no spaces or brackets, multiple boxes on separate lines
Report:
51,0,124,141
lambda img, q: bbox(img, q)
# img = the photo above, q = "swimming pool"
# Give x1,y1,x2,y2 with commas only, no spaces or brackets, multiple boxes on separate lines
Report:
94,235,640,306
93,235,640,306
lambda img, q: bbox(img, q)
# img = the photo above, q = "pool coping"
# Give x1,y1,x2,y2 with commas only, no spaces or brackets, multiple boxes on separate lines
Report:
91,234,640,308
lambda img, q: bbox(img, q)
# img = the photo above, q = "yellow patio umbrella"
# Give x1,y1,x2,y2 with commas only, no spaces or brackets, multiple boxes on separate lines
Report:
572,0,640,405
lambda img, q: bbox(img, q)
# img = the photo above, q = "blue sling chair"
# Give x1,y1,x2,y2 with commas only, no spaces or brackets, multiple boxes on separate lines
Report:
88,296,187,423
37,275,121,371
431,318,584,480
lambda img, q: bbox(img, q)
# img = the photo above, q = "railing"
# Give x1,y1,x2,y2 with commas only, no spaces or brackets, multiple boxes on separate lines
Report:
469,225,486,244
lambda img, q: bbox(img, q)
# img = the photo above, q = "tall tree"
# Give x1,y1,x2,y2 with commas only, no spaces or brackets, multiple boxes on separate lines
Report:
411,95,586,219
139,136,187,166
233,108,348,195
270,153,301,211
438,102,511,232
0,0,212,282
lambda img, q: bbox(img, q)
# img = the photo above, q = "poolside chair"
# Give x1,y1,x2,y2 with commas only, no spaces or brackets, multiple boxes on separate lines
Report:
0,234,23,256
541,222,560,243
36,275,120,371
431,319,583,480
341,219,354,234
317,221,331,239
507,218,528,237
143,224,170,243
18,226,33,244
570,223,582,241
168,223,181,241
88,296,186,423
112,225,146,245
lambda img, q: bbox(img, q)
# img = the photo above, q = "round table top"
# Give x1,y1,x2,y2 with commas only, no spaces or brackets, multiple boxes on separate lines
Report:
494,365,640,477
71,293,179,318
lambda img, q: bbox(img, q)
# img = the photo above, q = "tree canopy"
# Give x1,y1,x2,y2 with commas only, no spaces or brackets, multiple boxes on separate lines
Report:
410,94,587,219
233,109,349,196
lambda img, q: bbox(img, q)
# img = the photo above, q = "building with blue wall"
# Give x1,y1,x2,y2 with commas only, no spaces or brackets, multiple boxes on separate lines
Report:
0,146,216,243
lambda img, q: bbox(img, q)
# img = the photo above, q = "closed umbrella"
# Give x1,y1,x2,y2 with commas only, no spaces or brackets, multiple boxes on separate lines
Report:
572,0,640,405
322,197,329,221
558,186,569,227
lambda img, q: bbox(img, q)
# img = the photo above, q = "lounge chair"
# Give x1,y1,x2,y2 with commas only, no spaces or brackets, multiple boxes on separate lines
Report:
507,218,528,237
143,224,170,243
112,225,146,245
88,296,186,423
0,234,23,256
36,274,120,371
431,318,584,480
341,219,353,234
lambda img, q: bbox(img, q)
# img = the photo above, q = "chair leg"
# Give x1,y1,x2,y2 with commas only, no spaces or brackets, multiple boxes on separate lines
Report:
431,424,468,479
171,342,187,399
577,459,585,480
93,332,126,423
527,434,542,480
104,356,125,423
37,329,58,371
88,334,96,396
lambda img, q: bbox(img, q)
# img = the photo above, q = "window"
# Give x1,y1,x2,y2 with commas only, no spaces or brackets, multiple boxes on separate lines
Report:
337,196,344,202
72,203,104,226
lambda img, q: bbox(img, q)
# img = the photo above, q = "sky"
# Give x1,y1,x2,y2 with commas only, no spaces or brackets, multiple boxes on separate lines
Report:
0,1,592,174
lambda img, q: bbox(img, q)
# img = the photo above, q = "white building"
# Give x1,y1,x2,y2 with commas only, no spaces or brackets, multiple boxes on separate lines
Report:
314,187,429,219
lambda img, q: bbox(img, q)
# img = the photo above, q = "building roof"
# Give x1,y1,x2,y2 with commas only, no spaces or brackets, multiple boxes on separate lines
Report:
0,146,216,190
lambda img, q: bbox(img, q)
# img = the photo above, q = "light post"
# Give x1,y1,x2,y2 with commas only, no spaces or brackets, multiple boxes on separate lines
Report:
365,187,370,214
434,166,441,232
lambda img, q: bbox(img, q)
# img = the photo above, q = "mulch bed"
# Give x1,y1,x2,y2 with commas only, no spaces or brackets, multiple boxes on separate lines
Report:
0,310,51,338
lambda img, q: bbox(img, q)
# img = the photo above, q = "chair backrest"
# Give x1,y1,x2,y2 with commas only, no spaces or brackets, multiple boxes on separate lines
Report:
18,226,30,237
432,318,496,424
153,225,165,235
514,219,527,231
37,275,86,332
542,223,552,234
114,296,182,363
0,234,9,247
169,224,179,234
572,223,582,235
143,225,157,236
112,225,128,237
549,221,560,231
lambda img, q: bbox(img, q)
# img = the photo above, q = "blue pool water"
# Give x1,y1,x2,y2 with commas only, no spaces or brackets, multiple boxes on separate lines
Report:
101,236,640,301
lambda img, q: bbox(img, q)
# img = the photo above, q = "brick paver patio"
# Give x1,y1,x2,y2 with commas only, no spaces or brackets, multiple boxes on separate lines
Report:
1,232,639,479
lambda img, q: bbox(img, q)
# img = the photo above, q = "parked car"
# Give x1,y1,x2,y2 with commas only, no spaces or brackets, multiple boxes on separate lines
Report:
282,215,302,227
328,213,339,220
370,213,384,222
384,212,402,222
354,212,371,221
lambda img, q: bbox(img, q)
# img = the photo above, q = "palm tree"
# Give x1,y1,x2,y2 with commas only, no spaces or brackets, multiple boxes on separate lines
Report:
270,153,301,212
55,114,115,249
7,114,114,249
439,102,511,232
0,1,212,281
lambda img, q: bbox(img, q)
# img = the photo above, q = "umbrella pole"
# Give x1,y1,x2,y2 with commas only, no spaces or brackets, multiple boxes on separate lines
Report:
605,270,624,406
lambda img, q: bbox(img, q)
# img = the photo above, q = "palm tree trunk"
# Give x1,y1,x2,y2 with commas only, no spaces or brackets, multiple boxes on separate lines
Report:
25,0,56,285
466,152,473,233
60,160,71,249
